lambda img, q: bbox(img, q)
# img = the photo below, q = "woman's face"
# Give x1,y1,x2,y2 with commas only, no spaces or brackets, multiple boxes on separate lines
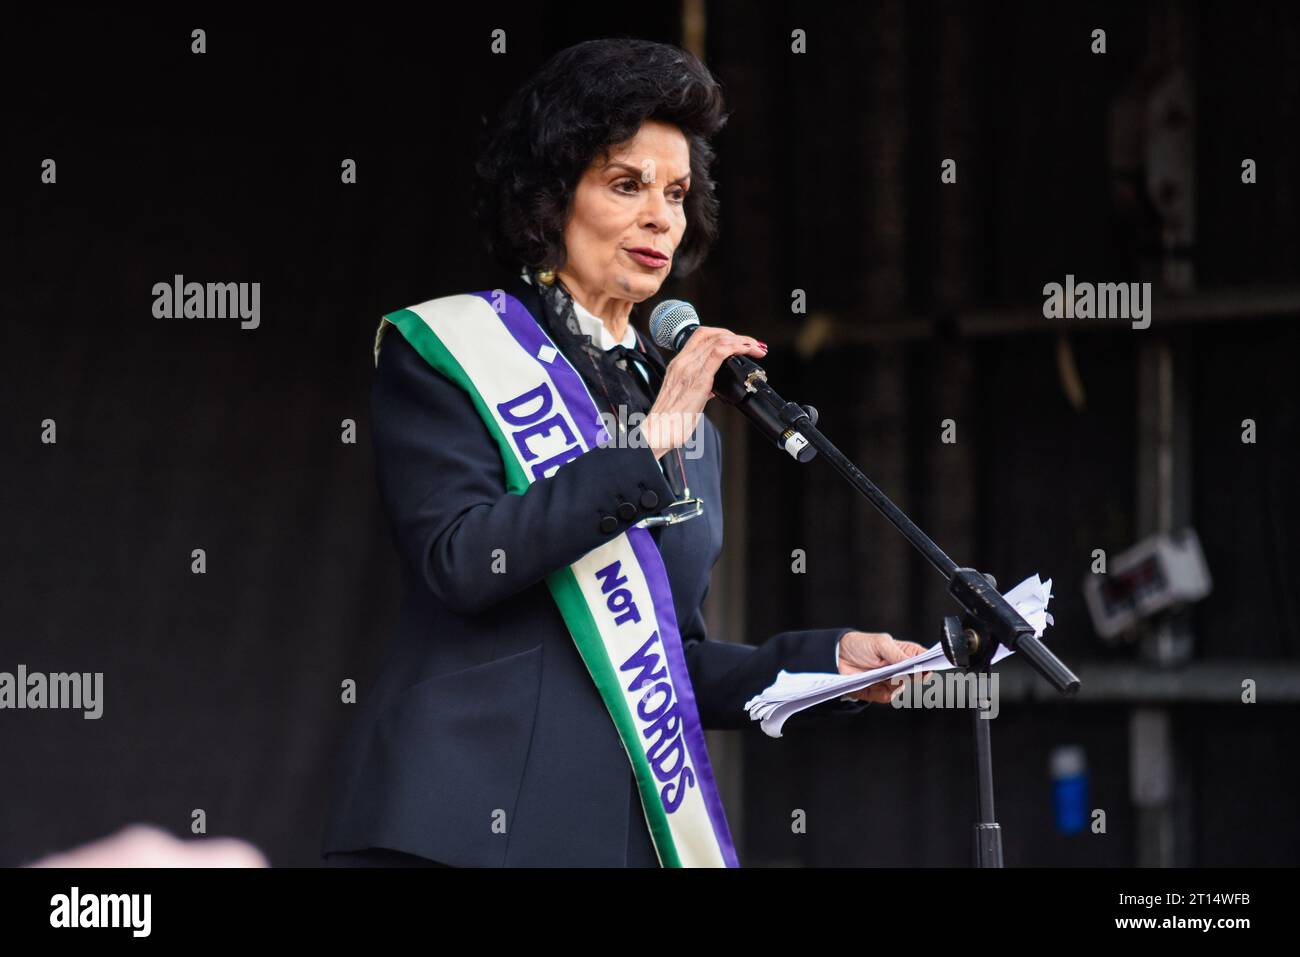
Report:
559,119,691,306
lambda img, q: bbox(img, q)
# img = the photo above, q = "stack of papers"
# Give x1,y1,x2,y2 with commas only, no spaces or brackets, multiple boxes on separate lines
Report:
744,574,1054,737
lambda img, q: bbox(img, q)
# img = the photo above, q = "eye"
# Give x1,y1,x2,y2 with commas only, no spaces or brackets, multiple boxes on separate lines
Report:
615,178,688,208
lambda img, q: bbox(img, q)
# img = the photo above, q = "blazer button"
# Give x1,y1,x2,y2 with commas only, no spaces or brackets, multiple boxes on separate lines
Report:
639,489,660,510
599,514,619,534
616,501,637,522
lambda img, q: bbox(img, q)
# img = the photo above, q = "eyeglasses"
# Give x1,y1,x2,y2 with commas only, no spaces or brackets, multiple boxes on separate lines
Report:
635,487,704,528
601,422,705,529
635,441,704,528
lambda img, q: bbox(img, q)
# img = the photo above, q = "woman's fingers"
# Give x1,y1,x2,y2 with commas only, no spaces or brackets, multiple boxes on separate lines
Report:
693,335,764,397
647,326,766,455
682,327,765,369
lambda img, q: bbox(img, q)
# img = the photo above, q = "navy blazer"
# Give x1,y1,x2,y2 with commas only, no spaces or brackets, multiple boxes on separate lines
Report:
321,274,863,867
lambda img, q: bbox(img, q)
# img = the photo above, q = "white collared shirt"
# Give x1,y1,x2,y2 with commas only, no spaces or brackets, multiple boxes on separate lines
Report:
570,297,637,351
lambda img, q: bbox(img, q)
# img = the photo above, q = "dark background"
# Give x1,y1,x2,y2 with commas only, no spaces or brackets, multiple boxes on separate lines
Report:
4,1,1297,867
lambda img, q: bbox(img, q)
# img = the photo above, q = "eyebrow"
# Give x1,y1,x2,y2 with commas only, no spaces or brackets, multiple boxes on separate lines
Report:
604,161,692,185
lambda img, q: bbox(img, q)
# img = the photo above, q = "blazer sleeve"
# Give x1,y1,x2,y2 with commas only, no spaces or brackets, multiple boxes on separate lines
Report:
371,327,677,617
678,420,870,731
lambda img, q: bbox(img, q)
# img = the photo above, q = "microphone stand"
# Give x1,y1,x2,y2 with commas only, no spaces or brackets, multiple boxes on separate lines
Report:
725,371,1082,867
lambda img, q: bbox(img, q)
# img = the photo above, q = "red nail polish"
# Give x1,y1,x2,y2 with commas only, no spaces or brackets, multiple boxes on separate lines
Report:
759,341,768,351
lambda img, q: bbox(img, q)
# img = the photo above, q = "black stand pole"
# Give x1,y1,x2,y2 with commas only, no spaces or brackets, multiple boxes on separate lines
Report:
972,689,1004,867
741,380,1082,866
944,614,1007,866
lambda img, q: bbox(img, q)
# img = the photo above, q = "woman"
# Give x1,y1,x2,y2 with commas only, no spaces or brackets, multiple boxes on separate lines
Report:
321,38,925,868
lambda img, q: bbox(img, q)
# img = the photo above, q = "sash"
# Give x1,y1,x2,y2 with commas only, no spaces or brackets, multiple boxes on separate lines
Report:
373,290,739,868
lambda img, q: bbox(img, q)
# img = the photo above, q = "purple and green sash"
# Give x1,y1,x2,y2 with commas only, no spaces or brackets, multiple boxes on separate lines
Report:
374,290,738,868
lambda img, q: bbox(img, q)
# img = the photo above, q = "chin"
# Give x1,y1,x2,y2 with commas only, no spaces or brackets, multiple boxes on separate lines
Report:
620,271,665,301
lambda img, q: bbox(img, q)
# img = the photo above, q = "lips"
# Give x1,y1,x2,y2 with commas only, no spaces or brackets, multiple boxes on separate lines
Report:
625,247,669,268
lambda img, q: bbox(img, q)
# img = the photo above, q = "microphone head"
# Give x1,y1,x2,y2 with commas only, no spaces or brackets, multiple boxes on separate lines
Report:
649,299,700,351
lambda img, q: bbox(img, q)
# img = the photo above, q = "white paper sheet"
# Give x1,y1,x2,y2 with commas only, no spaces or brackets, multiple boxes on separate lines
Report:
744,573,1054,737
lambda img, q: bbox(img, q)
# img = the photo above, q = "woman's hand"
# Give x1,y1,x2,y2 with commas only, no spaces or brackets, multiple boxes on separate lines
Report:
836,631,931,704
641,327,767,459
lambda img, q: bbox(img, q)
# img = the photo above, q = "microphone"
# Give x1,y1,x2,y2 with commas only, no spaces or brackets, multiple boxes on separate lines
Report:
649,299,819,462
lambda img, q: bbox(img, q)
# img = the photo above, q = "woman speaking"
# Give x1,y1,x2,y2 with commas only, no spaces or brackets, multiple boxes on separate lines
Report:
322,38,925,868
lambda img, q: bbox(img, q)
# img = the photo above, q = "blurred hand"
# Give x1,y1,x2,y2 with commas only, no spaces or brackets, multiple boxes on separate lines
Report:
836,631,930,704
25,823,268,868
642,327,766,459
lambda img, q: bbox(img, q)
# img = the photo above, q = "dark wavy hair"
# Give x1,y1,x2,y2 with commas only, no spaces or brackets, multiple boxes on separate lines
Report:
473,38,729,280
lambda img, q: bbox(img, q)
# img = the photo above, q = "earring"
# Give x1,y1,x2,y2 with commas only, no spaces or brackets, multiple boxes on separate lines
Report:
537,268,556,286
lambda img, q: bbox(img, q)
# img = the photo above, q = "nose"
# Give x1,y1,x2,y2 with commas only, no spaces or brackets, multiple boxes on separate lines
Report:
639,186,671,234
